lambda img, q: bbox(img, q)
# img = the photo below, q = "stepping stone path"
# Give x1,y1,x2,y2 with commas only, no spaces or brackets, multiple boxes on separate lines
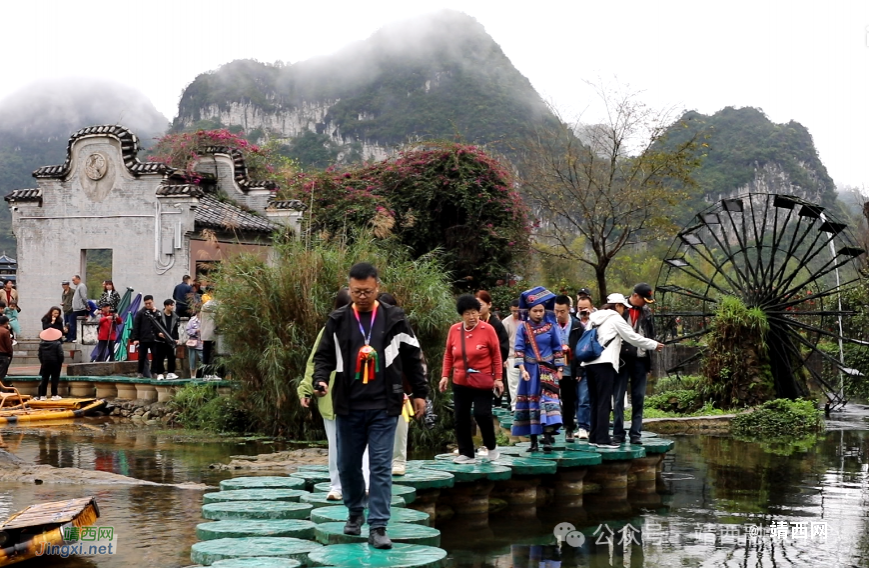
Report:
516,440,569,452
593,445,646,460
389,468,455,490
314,522,441,547
638,438,675,454
418,461,512,483
307,542,447,568
220,477,307,491
190,537,321,565
288,470,332,491
312,482,417,504
310,505,430,526
517,451,602,467
203,489,309,504
197,520,317,541
202,502,313,521
211,558,301,568
490,456,557,475
300,493,406,509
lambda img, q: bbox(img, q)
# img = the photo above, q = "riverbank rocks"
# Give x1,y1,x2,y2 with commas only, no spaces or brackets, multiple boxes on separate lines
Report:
202,502,313,521
190,537,322,565
110,400,181,425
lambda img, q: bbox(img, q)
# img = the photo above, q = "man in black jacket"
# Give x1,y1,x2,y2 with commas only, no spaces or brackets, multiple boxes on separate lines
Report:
554,295,584,441
152,299,181,380
131,295,160,378
613,283,657,445
313,263,427,550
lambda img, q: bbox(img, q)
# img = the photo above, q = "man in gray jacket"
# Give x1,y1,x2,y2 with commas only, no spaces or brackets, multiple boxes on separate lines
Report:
70,275,89,341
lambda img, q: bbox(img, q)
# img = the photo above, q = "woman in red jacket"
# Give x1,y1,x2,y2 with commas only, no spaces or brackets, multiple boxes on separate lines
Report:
439,294,503,464
95,303,122,362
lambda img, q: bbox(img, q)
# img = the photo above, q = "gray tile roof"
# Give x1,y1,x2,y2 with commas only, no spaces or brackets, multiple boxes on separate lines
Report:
194,195,277,233
33,124,172,179
4,188,42,203
203,146,277,191
156,184,205,197
266,199,307,211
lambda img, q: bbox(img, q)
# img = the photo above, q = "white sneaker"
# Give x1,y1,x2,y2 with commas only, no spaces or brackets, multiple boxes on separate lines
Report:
578,428,589,440
486,448,501,461
476,447,488,457
51,396,62,401
165,373,179,380
392,462,406,476
155,374,165,381
326,490,342,501
453,455,476,465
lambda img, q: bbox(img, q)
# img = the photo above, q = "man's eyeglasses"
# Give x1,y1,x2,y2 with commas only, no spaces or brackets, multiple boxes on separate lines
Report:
350,289,375,297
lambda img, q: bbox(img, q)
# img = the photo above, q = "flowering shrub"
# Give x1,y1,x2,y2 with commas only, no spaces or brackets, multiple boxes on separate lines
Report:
148,129,296,185
284,141,531,289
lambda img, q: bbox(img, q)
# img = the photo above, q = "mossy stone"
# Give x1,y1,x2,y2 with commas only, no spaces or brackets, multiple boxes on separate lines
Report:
491,456,557,475
203,489,309,504
307,543,446,568
220,477,306,491
190,537,321,565
593,445,646,460
202,501,313,521
639,438,674,454
289,470,332,491
311,483,417,504
314,522,441,546
196,519,316,540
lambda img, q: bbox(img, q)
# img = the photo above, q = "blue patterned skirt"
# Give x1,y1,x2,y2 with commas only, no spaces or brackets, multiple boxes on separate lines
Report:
511,367,562,436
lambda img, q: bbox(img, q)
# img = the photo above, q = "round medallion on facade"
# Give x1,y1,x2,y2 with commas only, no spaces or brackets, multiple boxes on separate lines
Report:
85,153,108,180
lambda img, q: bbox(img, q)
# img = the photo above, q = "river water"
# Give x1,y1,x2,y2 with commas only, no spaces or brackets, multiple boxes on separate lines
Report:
1,405,867,568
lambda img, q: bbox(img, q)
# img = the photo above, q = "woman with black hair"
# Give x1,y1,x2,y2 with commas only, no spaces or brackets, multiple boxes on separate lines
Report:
439,294,503,464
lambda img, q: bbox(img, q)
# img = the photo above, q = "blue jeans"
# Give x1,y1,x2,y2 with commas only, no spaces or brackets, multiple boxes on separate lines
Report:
64,312,77,341
575,368,590,431
613,358,648,442
336,409,398,528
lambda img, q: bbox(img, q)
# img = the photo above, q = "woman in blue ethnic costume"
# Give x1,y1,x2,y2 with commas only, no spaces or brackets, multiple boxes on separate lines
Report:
511,287,565,452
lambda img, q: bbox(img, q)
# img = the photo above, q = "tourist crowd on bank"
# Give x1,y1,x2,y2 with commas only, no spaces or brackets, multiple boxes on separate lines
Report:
0,275,221,400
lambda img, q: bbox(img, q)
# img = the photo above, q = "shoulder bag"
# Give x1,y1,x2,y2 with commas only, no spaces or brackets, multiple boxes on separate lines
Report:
460,326,495,390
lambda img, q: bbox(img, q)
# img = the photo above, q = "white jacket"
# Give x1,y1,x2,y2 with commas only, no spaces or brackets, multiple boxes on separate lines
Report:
581,309,659,372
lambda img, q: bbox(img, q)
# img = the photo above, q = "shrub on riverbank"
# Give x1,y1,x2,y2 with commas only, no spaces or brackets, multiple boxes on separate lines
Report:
209,235,457,448
730,398,824,439
170,384,252,434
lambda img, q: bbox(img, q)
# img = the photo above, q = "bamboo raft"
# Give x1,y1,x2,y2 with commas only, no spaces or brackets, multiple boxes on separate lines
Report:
0,399,107,425
0,497,100,566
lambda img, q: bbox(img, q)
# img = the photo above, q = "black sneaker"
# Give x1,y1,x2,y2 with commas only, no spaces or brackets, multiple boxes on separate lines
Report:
630,438,643,445
368,526,392,549
343,514,364,536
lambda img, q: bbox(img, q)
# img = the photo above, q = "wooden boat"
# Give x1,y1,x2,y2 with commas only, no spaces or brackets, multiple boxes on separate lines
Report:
0,399,108,425
0,497,100,565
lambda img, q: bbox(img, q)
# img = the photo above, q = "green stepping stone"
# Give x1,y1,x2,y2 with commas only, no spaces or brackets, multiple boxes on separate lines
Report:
202,502,314,521
311,483,417,504
190,537,322,565
419,461,511,482
491,456,557,475
301,493,406,508
310,505,430,526
516,440,568,451
495,446,527,456
315,522,441,547
517,451,602,467
289,470,332,491
296,464,330,472
211,558,301,568
307,543,446,568
221,477,307,491
197,520,317,540
204,489,309,504
638,438,674,454
592,445,646,460
390,468,454,490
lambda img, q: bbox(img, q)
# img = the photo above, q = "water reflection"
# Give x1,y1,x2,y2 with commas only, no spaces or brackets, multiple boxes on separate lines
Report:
0,409,866,567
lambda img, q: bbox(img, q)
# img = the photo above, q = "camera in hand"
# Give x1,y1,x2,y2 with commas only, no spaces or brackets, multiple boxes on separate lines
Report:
314,383,326,393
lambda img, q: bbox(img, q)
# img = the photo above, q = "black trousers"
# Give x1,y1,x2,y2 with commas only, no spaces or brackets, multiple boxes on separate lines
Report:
559,375,577,432
137,342,156,376
39,362,62,397
152,343,176,375
585,363,616,445
202,340,215,366
96,339,115,362
0,354,10,382
453,383,497,458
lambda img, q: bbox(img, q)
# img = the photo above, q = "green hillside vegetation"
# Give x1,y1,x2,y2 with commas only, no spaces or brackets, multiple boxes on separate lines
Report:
664,107,838,224
174,10,558,163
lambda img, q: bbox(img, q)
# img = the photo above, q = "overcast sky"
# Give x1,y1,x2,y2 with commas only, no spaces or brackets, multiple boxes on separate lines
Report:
3,1,868,190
